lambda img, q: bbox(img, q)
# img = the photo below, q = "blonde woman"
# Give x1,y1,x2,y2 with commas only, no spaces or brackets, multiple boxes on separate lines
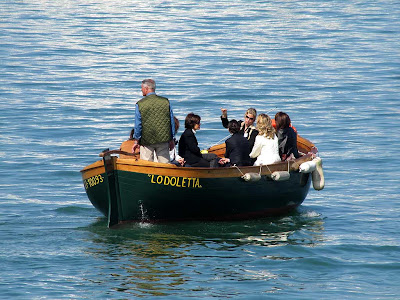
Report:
220,107,258,151
249,114,281,166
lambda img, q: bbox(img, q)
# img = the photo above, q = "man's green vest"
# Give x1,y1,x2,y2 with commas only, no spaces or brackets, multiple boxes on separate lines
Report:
137,94,172,146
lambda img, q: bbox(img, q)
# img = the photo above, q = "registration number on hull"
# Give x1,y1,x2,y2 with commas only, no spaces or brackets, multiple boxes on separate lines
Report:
84,174,104,190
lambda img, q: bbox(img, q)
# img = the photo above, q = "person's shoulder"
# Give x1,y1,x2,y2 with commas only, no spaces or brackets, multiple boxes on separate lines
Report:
225,134,236,144
234,133,247,141
287,126,297,135
182,128,192,136
250,125,258,132
152,94,168,101
137,96,147,104
158,95,168,100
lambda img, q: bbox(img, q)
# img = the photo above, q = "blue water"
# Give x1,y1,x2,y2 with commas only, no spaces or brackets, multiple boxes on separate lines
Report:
1,0,400,298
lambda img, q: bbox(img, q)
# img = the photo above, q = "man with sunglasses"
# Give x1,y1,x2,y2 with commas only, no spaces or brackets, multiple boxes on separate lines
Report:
220,107,259,151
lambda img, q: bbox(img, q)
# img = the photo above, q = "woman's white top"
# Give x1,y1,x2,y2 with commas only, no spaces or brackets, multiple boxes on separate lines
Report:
249,134,281,166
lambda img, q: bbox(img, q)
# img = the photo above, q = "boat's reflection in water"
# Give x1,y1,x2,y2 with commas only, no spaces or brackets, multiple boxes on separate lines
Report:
84,208,325,297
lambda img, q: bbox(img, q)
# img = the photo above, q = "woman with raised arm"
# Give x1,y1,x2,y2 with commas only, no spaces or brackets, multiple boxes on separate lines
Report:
220,107,258,151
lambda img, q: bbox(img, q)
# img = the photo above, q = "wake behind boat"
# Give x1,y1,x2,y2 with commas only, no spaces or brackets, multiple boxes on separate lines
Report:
80,134,324,227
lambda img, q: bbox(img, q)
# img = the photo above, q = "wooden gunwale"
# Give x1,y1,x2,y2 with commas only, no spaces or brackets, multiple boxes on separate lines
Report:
80,134,316,180
114,154,313,178
81,153,314,180
207,134,315,157
80,160,105,179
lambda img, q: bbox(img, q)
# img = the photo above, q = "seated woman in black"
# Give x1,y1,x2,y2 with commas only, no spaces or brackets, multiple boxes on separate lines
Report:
275,112,300,161
219,120,252,167
178,113,219,167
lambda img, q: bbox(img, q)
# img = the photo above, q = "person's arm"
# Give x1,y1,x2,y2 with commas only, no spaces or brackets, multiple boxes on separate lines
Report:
132,103,142,152
249,137,261,158
169,102,175,138
219,141,230,165
248,129,258,150
186,133,202,156
288,129,300,158
133,103,142,140
220,108,229,128
224,139,231,158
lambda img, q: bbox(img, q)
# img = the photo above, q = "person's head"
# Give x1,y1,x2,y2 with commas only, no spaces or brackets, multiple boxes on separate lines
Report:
141,79,156,96
228,120,240,134
244,108,257,127
274,112,291,131
174,116,180,133
129,128,135,140
185,113,201,130
256,114,275,139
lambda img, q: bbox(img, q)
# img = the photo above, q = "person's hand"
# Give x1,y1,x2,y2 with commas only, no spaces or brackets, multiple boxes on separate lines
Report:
177,158,186,166
132,140,140,153
220,108,228,118
218,158,230,165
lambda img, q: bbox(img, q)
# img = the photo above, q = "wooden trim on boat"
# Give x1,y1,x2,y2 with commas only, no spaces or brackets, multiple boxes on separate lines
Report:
115,154,313,178
80,160,105,179
80,133,317,179
297,135,316,154
208,134,316,157
81,152,313,179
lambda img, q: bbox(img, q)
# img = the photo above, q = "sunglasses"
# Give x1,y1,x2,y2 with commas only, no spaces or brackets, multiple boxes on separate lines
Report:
245,115,254,121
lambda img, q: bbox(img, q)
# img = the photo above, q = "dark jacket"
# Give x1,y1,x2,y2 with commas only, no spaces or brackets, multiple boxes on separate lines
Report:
277,127,300,160
225,133,251,166
178,128,202,165
221,116,258,151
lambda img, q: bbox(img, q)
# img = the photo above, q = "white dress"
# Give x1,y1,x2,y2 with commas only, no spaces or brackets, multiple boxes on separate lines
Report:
249,134,281,166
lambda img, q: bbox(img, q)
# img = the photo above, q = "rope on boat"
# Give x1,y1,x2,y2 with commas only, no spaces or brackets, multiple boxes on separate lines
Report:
211,133,232,147
233,164,245,176
236,161,292,182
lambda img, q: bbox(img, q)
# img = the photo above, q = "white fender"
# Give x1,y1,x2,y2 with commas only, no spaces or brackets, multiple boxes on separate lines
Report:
241,173,261,182
299,160,317,173
311,157,325,190
271,171,290,181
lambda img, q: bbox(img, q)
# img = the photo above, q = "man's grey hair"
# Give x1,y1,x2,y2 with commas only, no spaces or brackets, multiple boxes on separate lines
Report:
142,79,156,90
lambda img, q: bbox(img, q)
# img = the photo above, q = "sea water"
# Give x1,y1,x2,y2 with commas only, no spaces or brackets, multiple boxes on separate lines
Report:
1,0,399,298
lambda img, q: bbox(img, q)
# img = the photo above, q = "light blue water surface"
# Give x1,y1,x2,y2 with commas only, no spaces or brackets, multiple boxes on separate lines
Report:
1,0,400,299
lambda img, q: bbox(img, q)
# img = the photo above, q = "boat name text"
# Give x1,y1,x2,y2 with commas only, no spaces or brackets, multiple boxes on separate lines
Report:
148,174,202,188
84,174,104,190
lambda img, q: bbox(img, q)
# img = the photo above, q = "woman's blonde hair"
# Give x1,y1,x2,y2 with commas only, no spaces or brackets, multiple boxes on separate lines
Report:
244,108,257,120
256,114,275,139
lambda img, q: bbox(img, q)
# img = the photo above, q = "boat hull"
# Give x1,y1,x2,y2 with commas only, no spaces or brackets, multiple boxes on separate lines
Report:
82,157,312,225
115,170,310,221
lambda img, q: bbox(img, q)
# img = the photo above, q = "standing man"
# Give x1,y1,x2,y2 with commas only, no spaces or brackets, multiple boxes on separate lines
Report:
132,79,175,163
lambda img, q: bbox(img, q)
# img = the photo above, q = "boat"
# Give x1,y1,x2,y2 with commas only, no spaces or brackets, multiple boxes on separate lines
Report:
80,135,324,227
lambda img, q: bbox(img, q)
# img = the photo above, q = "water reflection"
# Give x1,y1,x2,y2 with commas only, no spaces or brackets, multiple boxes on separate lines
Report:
82,209,325,297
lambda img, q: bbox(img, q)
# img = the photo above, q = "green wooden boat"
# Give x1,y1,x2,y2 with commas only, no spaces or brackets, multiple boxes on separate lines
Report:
80,135,323,227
